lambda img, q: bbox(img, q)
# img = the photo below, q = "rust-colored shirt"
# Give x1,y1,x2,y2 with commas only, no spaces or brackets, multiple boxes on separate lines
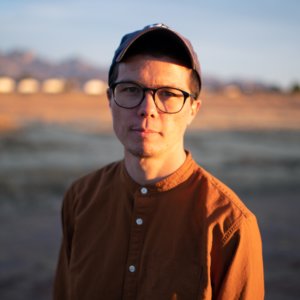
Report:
54,152,264,300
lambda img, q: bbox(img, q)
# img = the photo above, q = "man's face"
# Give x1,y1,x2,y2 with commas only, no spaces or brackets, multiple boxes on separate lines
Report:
108,54,201,160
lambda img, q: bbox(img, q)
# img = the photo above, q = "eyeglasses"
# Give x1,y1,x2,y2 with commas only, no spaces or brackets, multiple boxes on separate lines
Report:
110,81,196,114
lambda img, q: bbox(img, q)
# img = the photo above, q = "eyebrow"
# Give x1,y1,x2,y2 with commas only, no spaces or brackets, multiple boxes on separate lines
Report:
114,80,187,91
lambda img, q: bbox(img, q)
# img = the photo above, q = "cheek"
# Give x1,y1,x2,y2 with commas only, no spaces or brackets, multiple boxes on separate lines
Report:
112,109,124,131
111,102,124,121
164,114,189,137
111,105,132,137
111,106,121,129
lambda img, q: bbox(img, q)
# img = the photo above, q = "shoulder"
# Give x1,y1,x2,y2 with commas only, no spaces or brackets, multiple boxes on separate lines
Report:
62,160,123,210
192,163,258,243
72,160,123,192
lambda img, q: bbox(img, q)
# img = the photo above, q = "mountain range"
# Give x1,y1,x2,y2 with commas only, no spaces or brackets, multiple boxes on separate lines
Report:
0,50,107,82
0,49,275,92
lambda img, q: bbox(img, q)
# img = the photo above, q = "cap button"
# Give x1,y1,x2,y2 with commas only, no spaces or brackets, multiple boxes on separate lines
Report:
145,23,169,29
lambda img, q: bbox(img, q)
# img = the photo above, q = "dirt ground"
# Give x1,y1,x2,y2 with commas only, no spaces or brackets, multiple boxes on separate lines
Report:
0,92,300,299
1,91,300,132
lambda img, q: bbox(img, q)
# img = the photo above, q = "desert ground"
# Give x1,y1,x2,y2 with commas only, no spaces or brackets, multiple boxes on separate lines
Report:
1,92,300,299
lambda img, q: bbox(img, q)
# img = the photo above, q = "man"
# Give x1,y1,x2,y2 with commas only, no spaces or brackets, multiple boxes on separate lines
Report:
54,23,264,299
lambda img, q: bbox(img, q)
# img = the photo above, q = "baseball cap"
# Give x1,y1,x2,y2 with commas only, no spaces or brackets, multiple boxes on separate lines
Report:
108,23,201,91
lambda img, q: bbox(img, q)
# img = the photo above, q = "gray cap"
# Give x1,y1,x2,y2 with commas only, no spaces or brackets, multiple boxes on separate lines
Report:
108,23,201,90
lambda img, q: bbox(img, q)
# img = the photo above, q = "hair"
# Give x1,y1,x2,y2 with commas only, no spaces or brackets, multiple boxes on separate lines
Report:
108,31,201,98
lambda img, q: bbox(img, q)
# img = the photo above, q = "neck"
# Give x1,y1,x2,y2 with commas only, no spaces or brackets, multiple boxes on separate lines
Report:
124,149,187,185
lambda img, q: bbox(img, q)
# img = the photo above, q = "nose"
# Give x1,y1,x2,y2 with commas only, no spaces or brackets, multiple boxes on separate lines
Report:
137,90,158,118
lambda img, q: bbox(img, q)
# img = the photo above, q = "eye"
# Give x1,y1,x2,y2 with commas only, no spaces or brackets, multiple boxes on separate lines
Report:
117,83,140,94
123,86,139,93
158,88,182,99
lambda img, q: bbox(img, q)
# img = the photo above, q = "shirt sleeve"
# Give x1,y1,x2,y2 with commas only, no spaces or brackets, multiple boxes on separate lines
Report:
211,214,265,300
53,186,75,300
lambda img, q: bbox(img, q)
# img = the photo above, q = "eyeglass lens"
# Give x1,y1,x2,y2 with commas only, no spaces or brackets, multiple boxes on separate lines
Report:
113,82,186,113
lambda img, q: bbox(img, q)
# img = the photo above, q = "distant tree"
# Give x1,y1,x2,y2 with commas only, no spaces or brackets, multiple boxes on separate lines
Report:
269,85,282,93
290,83,300,94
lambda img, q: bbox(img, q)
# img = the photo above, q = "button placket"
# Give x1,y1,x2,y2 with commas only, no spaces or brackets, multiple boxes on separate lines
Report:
129,265,136,273
123,191,149,297
136,218,143,225
140,187,148,195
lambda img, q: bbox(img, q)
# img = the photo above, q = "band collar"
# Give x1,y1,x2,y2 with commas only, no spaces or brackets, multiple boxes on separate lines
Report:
121,151,196,194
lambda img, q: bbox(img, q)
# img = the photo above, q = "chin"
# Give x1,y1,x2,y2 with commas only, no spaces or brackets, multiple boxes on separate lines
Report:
128,145,160,159
129,149,154,158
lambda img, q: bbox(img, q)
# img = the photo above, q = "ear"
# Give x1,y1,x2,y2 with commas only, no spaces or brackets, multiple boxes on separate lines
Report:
106,88,112,108
187,99,201,125
191,98,201,116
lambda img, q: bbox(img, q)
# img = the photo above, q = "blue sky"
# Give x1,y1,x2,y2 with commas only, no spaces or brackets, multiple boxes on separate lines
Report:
1,0,299,89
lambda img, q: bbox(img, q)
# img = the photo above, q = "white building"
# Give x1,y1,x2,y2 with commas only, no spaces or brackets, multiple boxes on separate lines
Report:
18,78,40,94
0,77,16,93
83,79,107,95
42,78,66,94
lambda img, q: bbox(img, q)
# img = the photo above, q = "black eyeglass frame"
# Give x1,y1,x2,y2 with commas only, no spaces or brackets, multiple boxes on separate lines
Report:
110,81,197,114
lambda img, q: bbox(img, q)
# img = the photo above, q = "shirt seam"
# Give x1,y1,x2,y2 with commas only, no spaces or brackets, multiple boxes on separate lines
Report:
205,172,249,218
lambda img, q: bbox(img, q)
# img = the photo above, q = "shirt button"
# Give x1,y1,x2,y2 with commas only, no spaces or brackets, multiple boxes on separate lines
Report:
136,218,143,225
129,265,136,273
141,187,148,194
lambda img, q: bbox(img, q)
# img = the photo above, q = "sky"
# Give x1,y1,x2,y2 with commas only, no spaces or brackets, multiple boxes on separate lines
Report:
1,0,300,89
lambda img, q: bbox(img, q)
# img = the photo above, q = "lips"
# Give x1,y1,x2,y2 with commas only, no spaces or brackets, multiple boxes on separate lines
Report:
132,128,157,133
130,126,160,136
